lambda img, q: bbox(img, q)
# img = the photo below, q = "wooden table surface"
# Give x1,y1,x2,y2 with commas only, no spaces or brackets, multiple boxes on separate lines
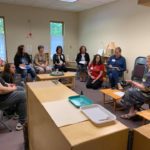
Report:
27,81,129,150
37,72,76,80
137,109,150,121
100,88,122,100
133,124,150,150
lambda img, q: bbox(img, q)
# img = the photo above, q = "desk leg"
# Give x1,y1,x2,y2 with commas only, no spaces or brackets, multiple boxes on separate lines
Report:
142,119,146,125
113,100,116,112
72,77,75,89
103,94,105,104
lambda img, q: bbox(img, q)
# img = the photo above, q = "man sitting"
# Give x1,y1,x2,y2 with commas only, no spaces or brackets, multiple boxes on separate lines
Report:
107,47,126,90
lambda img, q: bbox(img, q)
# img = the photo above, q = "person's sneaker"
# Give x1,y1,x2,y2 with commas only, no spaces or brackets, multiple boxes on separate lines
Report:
13,114,19,120
16,123,24,131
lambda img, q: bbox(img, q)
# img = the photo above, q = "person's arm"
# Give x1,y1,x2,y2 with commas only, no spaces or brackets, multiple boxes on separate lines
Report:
26,53,32,64
34,54,41,66
45,54,49,66
75,53,80,64
86,53,90,65
118,57,126,72
53,54,58,65
93,65,104,82
14,54,20,68
62,54,66,64
107,56,113,69
126,80,145,90
0,83,16,95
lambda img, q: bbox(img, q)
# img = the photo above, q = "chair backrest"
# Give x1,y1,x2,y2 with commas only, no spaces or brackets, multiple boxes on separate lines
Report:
131,57,147,82
135,57,147,65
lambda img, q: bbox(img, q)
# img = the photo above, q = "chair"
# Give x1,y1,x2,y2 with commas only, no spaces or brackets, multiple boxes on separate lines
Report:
131,57,146,82
0,109,12,132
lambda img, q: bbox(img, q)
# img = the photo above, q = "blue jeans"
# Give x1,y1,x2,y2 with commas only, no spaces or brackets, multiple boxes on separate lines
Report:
108,69,122,88
17,66,36,81
0,86,26,124
54,65,67,72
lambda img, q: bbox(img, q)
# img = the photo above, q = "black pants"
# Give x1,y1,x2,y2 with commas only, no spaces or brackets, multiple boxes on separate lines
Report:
86,77,103,89
54,65,67,72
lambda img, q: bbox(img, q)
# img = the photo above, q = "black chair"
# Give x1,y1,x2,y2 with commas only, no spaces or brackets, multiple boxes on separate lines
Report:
131,57,146,82
0,109,12,132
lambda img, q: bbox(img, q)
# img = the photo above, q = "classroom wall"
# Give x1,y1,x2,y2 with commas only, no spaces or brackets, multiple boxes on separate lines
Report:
0,3,78,62
78,0,150,78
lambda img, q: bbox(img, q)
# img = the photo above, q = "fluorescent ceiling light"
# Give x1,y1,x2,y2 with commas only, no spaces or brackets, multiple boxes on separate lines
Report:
60,0,77,2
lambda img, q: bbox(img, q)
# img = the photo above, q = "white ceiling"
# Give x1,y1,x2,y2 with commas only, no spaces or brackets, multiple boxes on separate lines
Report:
0,0,118,12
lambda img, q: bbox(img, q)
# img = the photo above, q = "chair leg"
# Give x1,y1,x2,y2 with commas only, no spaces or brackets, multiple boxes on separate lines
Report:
0,110,12,132
0,121,12,132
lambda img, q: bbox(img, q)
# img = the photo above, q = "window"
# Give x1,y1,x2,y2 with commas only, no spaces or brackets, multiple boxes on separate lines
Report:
0,17,6,61
50,21,64,58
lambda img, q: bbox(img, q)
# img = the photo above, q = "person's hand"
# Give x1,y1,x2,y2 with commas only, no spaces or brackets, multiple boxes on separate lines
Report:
109,65,112,68
20,64,26,68
116,67,120,71
10,85,17,91
92,79,96,84
8,83,16,87
90,75,95,79
41,64,46,68
126,80,133,84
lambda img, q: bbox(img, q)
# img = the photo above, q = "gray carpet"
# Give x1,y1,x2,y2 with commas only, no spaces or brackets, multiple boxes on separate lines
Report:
0,79,148,150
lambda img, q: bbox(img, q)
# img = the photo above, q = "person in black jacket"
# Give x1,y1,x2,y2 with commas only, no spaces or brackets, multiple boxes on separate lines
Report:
76,46,90,82
14,45,36,81
53,46,67,72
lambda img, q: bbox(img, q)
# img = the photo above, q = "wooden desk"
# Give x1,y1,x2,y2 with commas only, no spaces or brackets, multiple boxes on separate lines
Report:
37,72,76,89
137,109,150,124
27,81,129,150
100,89,122,111
133,124,150,150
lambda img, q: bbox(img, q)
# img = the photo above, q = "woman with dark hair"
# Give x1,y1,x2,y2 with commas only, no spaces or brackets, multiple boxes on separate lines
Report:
76,46,90,82
14,45,36,81
1,63,16,83
53,46,67,72
86,54,104,89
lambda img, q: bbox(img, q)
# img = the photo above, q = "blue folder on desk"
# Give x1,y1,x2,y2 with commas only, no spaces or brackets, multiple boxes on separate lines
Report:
68,95,93,108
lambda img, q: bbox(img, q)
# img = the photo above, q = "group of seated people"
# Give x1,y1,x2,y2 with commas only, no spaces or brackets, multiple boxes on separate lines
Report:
76,46,126,90
0,44,150,131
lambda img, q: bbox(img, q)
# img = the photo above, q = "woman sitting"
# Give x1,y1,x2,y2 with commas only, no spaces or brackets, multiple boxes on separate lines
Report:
1,63,24,86
1,63,16,83
53,46,67,72
14,45,36,82
34,45,51,73
119,55,150,119
86,54,104,89
76,46,90,82
107,47,126,90
0,77,26,131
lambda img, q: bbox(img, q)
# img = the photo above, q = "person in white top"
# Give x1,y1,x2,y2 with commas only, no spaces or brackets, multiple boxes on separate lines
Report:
76,46,90,82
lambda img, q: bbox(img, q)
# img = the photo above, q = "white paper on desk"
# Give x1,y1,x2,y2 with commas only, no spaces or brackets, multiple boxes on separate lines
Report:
114,91,125,97
42,100,87,127
29,81,58,88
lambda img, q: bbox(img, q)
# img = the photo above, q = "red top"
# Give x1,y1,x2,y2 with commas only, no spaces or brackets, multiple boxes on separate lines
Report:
88,63,104,80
